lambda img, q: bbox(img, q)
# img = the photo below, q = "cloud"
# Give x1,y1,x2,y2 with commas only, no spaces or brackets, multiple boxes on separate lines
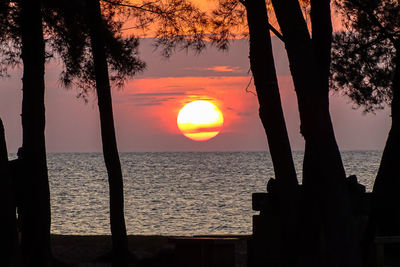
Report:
237,112,252,117
136,39,251,78
134,101,166,106
115,91,187,106
132,92,186,97
131,96,179,106
204,66,244,73
163,85,186,89
184,65,245,74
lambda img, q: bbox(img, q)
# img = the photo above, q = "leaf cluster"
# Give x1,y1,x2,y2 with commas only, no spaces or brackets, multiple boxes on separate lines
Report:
102,0,209,57
209,0,247,50
331,31,394,112
336,0,400,40
1,0,210,100
0,0,146,101
208,0,311,51
43,1,146,100
331,0,400,112
0,0,21,77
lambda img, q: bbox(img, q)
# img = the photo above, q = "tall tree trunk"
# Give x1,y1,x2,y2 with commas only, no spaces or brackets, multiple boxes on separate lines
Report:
245,0,298,190
371,49,400,236
245,0,299,265
86,0,130,265
0,118,19,266
365,50,400,265
19,1,52,266
270,0,360,266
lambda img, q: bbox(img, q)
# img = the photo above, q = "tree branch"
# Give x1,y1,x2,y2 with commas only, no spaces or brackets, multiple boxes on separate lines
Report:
101,0,161,15
268,22,284,42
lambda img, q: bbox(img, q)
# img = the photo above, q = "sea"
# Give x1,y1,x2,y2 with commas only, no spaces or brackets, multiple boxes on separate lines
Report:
38,151,381,236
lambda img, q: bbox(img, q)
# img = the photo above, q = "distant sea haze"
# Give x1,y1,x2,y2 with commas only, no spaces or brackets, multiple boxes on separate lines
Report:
15,151,381,235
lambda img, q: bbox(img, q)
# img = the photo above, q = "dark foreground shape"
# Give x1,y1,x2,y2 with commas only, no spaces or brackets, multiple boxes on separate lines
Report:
244,0,300,263
0,118,19,266
250,175,400,267
20,0,52,265
51,235,249,267
170,236,248,267
85,0,130,265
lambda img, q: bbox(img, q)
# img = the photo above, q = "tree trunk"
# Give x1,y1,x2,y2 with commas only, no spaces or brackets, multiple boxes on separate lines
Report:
0,118,19,266
270,0,360,266
245,0,298,190
86,0,130,265
310,0,332,92
245,0,299,265
20,0,52,266
366,54,400,263
370,49,400,236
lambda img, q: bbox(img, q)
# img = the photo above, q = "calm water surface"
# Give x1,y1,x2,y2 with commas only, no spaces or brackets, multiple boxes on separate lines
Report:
44,151,381,235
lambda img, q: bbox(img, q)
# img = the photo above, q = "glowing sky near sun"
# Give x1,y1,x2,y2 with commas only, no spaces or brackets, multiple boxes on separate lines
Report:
0,37,390,152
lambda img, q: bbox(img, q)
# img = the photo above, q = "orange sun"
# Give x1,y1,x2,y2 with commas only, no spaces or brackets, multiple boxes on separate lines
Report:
177,100,224,141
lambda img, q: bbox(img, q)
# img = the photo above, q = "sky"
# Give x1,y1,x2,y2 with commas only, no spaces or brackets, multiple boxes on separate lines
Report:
0,37,391,152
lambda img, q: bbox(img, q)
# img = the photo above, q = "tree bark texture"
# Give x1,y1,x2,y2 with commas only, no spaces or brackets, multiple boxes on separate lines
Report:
0,118,19,266
245,0,300,265
20,0,52,266
86,0,130,265
270,0,360,266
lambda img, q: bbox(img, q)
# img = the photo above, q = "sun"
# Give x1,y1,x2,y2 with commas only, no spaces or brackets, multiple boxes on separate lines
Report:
177,100,224,141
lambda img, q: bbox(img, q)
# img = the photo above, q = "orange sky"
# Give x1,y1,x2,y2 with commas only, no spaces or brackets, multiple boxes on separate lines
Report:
121,0,344,39
0,9,390,152
115,76,250,135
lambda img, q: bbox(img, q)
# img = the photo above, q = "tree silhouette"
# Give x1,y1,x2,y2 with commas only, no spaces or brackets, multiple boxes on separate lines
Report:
0,118,19,266
246,1,302,264
41,1,144,264
332,0,400,259
211,0,360,265
211,0,300,264
270,0,360,265
0,1,52,265
1,0,147,264
42,0,208,264
86,0,135,264
19,2,52,265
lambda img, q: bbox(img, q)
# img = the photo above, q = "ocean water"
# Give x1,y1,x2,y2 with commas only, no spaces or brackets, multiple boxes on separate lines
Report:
45,151,381,235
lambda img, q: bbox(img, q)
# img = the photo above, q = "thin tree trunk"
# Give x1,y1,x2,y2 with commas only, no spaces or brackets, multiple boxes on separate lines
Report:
245,0,299,265
86,0,130,265
19,0,52,266
270,0,360,266
245,0,298,189
310,0,332,92
0,118,19,266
